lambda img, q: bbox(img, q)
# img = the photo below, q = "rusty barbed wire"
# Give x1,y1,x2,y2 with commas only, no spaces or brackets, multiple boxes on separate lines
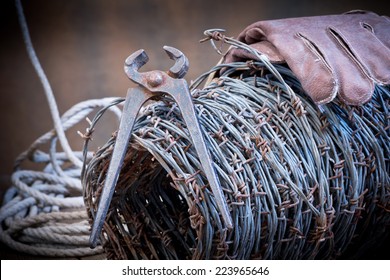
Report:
81,33,389,259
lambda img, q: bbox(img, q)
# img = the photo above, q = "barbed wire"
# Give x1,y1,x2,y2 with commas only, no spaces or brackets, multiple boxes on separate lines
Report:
82,32,389,259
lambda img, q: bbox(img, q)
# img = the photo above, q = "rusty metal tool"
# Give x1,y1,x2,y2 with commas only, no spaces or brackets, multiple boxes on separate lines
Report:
89,46,233,248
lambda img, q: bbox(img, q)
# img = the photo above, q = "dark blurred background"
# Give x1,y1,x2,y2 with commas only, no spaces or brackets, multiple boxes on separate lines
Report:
1,0,389,259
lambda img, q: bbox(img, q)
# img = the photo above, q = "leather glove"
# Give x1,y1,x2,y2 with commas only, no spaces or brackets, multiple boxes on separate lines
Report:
224,11,390,105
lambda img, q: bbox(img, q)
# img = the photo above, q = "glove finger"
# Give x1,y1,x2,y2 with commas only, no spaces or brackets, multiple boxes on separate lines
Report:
322,32,375,105
329,20,390,84
288,33,338,104
292,30,375,105
335,61,374,105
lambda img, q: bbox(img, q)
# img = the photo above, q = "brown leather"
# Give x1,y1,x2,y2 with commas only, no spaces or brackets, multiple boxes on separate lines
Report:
224,11,390,105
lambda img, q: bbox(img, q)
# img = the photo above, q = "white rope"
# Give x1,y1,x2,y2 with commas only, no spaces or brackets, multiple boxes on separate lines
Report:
15,0,82,168
0,97,123,257
0,0,125,258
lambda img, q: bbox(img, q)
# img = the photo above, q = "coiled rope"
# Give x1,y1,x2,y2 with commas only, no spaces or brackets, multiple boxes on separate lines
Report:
82,31,389,259
0,0,122,257
0,96,121,257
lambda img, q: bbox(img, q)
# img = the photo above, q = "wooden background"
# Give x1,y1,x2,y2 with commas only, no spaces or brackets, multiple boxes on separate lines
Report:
1,0,389,259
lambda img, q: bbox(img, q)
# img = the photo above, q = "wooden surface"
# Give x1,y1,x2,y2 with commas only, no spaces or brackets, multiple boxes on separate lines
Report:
1,0,389,259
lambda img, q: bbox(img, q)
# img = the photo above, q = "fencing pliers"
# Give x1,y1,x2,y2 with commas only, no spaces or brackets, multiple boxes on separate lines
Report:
89,46,233,248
